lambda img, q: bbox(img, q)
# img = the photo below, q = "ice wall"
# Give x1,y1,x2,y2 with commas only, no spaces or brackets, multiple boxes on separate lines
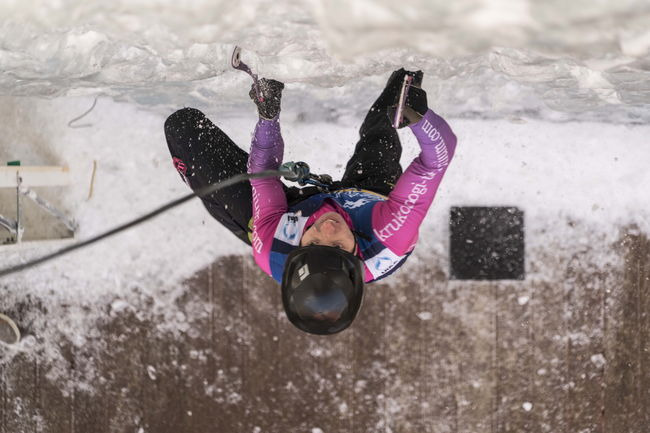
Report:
1,0,649,122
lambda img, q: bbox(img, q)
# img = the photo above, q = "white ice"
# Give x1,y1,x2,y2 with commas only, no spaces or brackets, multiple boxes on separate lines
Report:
1,0,649,122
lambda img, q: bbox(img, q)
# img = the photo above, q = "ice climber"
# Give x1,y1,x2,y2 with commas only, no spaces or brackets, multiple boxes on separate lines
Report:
164,69,457,335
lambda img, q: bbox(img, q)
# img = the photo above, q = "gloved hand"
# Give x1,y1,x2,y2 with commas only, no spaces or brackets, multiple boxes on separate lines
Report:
387,70,428,128
249,78,284,120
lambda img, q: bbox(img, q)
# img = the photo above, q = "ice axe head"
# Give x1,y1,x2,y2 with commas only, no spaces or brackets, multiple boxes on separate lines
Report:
231,46,252,75
231,46,242,68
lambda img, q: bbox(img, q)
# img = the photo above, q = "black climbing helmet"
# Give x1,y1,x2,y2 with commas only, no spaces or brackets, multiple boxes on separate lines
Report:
281,245,364,335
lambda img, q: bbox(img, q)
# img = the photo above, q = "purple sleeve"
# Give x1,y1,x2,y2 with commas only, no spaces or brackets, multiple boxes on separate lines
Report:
248,117,285,173
372,110,457,255
410,109,457,170
247,117,288,275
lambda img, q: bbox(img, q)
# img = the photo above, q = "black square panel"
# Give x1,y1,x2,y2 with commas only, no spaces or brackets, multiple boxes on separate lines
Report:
450,207,525,280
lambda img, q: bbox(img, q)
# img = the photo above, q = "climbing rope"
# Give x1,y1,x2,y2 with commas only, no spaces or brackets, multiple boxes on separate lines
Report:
0,170,288,278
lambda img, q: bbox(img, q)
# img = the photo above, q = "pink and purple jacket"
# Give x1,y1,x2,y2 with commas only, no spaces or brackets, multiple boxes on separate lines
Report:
247,109,457,283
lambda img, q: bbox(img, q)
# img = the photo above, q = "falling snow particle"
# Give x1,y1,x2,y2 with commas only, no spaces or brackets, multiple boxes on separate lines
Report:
354,380,367,393
110,299,131,314
416,312,433,321
517,296,530,305
227,392,242,404
146,365,157,381
522,402,533,411
312,428,324,433
590,353,606,368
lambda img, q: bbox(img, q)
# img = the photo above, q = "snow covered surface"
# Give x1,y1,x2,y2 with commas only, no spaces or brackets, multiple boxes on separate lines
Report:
0,0,649,410
1,0,650,123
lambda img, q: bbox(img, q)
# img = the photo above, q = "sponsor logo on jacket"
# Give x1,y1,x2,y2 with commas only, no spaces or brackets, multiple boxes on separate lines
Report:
274,212,308,246
421,119,450,167
366,247,405,279
373,170,437,242
343,198,372,209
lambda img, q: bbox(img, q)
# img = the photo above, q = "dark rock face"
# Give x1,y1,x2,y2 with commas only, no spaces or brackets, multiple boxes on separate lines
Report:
1,229,649,433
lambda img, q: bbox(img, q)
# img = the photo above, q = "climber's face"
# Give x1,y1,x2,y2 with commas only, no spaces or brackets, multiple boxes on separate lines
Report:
299,212,356,254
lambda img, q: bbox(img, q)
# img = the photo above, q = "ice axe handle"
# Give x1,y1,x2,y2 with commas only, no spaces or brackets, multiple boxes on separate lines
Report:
231,46,264,102
392,75,413,128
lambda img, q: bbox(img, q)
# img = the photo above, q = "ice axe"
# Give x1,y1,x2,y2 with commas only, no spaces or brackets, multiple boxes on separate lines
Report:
392,74,413,128
231,46,264,103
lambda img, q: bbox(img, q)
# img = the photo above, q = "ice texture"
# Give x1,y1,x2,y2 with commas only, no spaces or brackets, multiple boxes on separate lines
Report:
0,0,649,123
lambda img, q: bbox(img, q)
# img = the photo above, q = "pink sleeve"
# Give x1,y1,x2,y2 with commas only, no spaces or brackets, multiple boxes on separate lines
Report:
247,117,287,275
372,110,457,255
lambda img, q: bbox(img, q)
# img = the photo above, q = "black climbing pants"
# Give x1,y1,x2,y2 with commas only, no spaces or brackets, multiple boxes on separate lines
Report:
164,69,410,245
